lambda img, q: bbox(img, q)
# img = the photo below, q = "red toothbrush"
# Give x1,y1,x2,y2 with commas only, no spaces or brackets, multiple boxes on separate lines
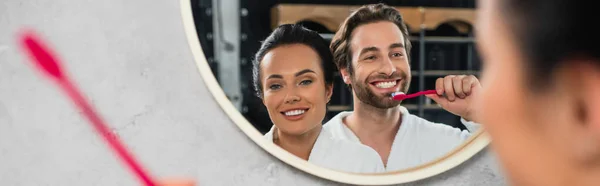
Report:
19,30,157,186
391,90,437,101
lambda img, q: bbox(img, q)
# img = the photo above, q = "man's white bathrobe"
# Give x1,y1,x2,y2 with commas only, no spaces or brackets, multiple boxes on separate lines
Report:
323,106,481,171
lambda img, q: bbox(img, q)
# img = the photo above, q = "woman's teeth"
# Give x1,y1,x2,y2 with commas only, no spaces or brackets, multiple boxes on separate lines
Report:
284,109,306,116
375,81,396,88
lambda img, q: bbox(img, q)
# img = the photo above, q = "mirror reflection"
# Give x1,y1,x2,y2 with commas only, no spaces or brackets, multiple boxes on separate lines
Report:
191,0,482,173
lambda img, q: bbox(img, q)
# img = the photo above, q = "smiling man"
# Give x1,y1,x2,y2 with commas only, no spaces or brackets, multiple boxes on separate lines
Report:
324,3,482,171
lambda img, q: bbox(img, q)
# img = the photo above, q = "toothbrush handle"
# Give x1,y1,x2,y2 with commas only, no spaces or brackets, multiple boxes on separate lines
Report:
414,90,437,96
404,90,437,99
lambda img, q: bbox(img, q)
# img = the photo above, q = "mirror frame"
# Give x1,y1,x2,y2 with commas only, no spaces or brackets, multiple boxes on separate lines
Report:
180,0,490,184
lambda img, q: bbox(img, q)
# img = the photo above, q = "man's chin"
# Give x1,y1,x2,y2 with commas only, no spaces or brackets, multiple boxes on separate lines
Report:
355,86,403,109
375,93,397,100
369,97,401,109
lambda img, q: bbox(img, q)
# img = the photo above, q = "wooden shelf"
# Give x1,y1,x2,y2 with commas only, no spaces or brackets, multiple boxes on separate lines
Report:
272,5,424,33
271,4,475,34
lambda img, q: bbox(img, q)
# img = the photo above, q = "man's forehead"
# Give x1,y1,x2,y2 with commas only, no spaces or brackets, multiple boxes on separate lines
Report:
350,22,405,51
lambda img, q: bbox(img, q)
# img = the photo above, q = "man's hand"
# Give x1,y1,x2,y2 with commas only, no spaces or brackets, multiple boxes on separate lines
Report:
425,75,481,123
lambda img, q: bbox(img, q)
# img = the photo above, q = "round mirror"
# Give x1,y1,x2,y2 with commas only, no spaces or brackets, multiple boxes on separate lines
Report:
180,0,489,184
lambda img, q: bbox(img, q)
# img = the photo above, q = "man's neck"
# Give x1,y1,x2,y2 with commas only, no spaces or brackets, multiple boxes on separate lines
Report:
343,99,403,166
274,125,321,161
347,101,402,137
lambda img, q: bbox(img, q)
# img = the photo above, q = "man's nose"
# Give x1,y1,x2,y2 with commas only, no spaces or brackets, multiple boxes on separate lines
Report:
379,57,397,76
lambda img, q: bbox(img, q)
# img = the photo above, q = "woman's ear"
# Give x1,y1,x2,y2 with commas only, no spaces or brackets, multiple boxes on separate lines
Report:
258,92,265,105
326,84,334,103
565,60,600,165
560,60,600,132
575,61,600,133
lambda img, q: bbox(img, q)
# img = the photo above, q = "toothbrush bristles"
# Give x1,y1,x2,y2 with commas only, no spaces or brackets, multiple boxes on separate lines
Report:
392,92,405,97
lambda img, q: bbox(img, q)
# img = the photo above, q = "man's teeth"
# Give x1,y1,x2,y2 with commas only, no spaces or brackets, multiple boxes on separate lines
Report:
375,81,397,88
285,109,306,116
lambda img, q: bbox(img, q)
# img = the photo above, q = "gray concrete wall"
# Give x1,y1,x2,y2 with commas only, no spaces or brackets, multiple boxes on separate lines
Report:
0,0,507,185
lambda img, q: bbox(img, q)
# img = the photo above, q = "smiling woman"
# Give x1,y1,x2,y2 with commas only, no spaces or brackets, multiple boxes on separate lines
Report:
180,0,491,185
252,24,385,173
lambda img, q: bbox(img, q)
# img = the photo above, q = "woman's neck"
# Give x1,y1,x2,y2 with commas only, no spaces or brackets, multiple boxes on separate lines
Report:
274,125,322,160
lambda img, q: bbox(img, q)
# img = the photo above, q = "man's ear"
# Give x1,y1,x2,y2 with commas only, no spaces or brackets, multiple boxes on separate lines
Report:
340,68,351,84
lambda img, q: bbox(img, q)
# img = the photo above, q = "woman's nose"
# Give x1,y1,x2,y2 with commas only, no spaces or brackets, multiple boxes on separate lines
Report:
284,93,301,104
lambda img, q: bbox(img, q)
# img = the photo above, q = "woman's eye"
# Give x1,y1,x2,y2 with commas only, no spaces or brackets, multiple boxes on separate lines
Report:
269,84,282,90
299,80,313,85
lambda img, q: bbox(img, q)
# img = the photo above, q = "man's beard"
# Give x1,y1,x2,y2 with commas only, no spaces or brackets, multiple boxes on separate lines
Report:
351,71,410,109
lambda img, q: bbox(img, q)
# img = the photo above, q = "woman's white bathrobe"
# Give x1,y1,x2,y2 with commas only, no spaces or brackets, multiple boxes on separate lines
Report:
265,126,385,173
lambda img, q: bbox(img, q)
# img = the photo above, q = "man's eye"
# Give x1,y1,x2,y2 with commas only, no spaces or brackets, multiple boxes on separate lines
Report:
392,52,403,57
364,55,376,60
